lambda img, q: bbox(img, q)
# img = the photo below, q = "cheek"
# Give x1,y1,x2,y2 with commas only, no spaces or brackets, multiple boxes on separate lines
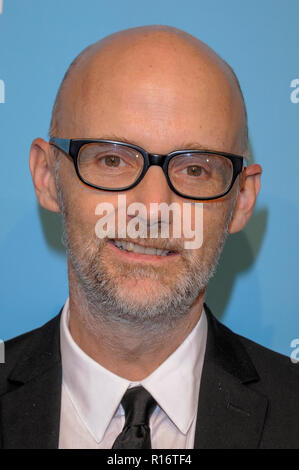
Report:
64,188,120,239
181,201,228,238
170,197,232,244
201,201,233,245
59,161,118,230
66,197,97,237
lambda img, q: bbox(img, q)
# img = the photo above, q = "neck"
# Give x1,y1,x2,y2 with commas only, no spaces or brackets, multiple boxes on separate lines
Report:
67,266,205,382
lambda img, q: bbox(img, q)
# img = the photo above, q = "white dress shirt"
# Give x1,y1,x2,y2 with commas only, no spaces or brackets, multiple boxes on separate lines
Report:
58,298,207,449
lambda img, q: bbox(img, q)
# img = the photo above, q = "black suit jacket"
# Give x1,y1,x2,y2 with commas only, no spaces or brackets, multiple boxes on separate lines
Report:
1,304,299,449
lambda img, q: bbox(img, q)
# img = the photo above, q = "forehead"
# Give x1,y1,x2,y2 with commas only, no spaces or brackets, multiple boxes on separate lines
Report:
58,34,245,154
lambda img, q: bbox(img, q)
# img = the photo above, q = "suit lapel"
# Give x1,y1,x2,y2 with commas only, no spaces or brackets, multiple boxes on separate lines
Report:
0,305,268,449
0,313,62,449
194,305,268,449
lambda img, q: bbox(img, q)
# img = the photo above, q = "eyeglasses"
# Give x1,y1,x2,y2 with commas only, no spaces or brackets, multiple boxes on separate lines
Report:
49,137,244,201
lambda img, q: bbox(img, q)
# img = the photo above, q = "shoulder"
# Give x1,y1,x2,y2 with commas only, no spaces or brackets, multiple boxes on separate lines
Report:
0,313,62,394
204,307,299,446
235,328,299,395
224,319,298,381
211,311,299,418
204,304,299,404
205,304,298,378
4,312,61,358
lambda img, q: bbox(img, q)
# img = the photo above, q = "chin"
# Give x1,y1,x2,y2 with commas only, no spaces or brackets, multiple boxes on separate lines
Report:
115,277,170,302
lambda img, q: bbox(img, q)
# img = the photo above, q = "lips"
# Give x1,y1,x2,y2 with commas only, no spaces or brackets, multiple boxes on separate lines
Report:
109,239,178,257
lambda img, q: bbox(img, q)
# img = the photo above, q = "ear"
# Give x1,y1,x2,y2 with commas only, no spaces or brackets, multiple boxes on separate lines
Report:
29,137,61,213
228,164,262,234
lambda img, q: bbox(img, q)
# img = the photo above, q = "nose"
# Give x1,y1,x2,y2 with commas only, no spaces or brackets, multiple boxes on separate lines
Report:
128,165,175,207
124,165,178,235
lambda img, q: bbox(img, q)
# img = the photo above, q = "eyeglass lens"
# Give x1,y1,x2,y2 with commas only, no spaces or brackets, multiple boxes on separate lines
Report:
77,142,233,198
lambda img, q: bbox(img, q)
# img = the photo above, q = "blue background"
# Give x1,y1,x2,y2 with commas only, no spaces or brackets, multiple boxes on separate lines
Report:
0,0,298,356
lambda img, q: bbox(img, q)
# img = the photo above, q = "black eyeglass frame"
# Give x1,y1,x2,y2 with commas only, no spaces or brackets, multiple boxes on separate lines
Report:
49,137,245,201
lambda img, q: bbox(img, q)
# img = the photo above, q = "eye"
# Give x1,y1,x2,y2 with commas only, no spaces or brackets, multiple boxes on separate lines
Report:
186,165,203,176
103,155,122,167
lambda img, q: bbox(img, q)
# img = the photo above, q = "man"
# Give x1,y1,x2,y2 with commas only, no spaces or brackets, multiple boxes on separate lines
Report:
1,25,298,449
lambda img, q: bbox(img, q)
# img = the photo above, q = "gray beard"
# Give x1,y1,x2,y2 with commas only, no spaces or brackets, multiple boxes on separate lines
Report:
62,220,230,337
55,174,234,337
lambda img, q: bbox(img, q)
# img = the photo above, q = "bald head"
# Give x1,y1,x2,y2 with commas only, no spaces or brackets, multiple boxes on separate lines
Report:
49,25,248,155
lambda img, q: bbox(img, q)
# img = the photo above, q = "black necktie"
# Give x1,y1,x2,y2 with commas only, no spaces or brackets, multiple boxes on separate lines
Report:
112,386,157,449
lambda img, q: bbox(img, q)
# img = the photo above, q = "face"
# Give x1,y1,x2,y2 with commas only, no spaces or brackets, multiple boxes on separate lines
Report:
51,33,245,330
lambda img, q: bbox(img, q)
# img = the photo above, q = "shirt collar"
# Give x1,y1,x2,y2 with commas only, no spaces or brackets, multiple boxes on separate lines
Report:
60,298,207,443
